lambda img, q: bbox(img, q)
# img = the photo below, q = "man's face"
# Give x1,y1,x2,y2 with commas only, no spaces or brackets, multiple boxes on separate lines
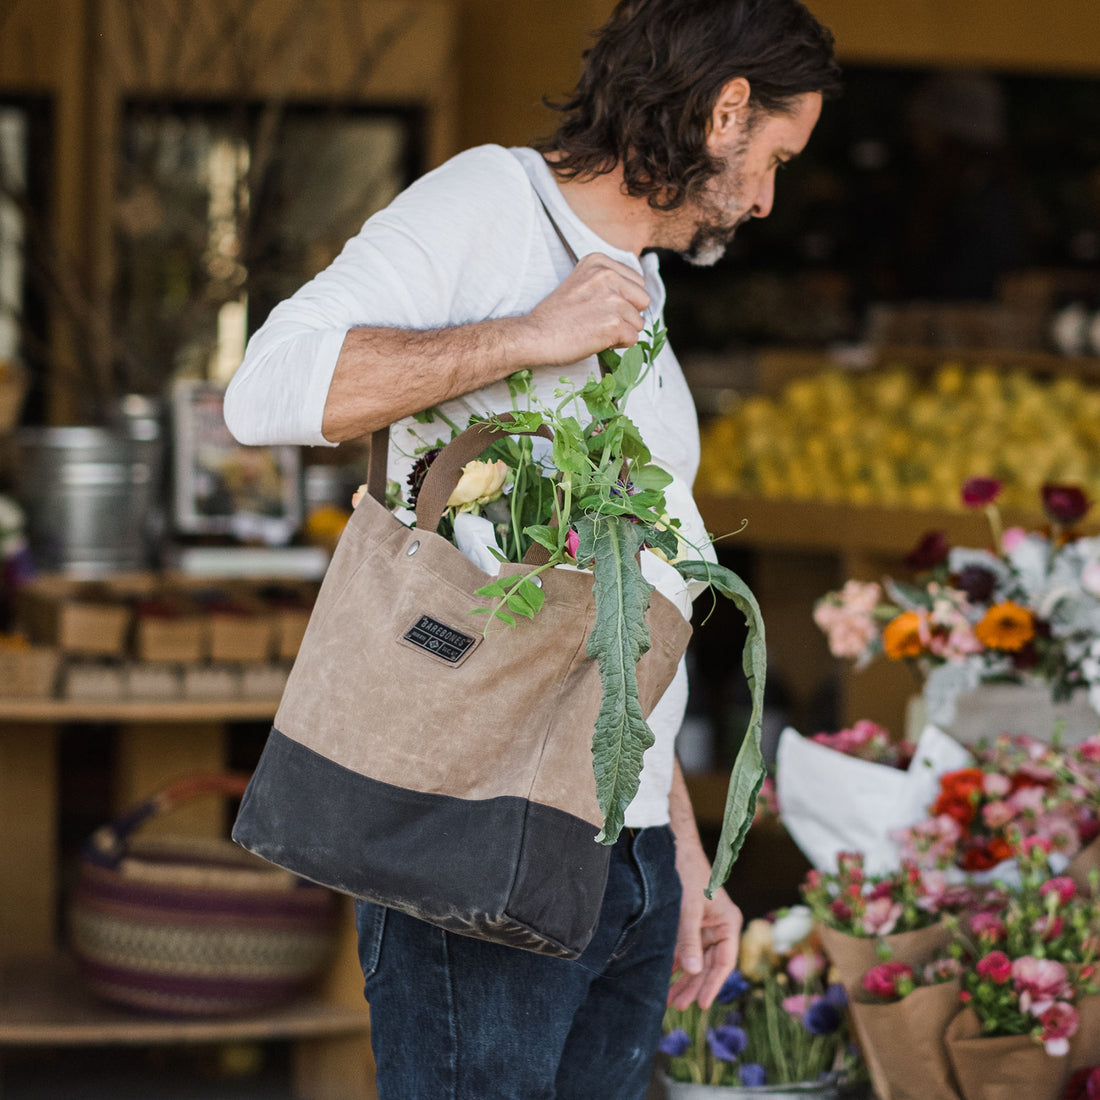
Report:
674,91,823,267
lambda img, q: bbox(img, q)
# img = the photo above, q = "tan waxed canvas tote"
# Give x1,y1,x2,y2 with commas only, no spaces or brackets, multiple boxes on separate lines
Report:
233,417,693,959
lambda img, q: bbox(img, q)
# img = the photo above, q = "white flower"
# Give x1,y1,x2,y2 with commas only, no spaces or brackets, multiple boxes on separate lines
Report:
770,905,815,954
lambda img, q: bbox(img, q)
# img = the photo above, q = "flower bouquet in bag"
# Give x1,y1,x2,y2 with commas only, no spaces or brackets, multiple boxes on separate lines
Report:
800,851,967,997
851,958,963,1100
659,906,865,1093
362,333,768,883
943,841,1100,1100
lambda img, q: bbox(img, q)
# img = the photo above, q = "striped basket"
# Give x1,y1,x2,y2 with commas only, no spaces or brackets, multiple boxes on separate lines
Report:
70,773,339,1017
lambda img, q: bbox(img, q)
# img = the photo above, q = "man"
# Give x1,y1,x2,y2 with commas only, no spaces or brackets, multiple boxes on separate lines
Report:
225,1,839,1095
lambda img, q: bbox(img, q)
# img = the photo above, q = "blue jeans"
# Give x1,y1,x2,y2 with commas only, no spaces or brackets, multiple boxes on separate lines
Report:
354,825,682,1100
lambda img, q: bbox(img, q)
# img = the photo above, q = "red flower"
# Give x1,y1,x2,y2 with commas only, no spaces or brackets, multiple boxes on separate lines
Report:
862,961,914,1000
976,950,1012,984
962,477,1002,508
960,836,1014,872
1042,483,1091,526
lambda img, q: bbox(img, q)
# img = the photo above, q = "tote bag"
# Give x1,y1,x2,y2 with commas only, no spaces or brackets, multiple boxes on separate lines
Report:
233,418,692,959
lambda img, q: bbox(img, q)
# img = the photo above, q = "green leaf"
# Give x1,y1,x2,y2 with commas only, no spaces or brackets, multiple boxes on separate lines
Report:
611,344,645,398
629,463,674,491
642,525,679,560
576,513,656,845
551,416,588,474
674,559,768,895
598,348,622,373
523,524,559,553
506,369,533,400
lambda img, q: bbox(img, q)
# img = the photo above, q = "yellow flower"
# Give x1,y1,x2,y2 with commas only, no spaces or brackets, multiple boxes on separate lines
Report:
738,918,776,981
447,459,510,512
974,602,1035,652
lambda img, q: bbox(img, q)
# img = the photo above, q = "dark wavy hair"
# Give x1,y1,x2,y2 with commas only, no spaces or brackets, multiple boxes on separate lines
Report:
535,0,842,211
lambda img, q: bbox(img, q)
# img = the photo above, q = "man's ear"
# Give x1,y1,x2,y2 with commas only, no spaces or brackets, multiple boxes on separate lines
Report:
708,77,752,144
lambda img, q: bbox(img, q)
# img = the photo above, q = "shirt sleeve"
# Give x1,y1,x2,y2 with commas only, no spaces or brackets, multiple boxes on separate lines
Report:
223,146,537,447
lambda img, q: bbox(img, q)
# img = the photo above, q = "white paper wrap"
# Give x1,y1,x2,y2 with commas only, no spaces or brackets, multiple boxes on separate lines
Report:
775,724,974,875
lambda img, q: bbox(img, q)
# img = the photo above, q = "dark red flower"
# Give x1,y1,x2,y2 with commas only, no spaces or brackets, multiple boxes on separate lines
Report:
1063,1066,1100,1100
904,530,949,571
954,564,997,604
962,477,1002,508
1042,483,1091,526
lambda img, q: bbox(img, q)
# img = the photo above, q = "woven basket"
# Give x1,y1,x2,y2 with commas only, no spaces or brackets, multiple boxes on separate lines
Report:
70,773,339,1017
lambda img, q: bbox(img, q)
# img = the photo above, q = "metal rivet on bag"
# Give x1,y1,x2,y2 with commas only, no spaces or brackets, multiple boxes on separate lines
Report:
406,540,420,556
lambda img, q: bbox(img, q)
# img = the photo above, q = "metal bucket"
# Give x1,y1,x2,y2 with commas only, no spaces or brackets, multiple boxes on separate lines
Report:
661,1077,847,1099
16,426,164,575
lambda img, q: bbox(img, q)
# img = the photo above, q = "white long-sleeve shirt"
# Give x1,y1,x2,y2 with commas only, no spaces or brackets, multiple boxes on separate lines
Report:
225,144,715,826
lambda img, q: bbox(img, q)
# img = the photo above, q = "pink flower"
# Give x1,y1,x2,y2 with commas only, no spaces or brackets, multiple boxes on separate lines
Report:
862,962,914,1000
813,582,882,660
976,951,1012,984
787,951,826,984
1001,526,1027,552
565,528,580,559
982,772,1012,798
1011,956,1072,1015
782,994,812,1018
1040,877,1078,905
981,800,1016,829
1032,915,1065,942
970,911,1006,943
1008,786,1046,816
861,897,903,936
1037,1001,1079,1057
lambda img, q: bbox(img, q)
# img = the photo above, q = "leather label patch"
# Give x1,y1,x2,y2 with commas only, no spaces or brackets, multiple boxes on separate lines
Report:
402,615,477,663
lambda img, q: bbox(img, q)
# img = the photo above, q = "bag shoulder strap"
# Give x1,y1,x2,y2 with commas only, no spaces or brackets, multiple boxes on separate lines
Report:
364,181,580,505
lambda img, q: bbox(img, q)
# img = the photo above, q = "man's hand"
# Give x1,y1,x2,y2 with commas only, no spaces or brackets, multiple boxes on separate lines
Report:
666,758,743,1011
667,843,743,1011
520,253,650,365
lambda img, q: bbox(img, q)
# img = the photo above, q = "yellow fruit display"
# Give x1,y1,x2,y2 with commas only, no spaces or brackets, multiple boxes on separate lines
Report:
697,364,1100,512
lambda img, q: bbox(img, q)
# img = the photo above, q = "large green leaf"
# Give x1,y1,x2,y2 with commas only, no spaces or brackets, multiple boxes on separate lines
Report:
576,513,655,845
675,559,768,896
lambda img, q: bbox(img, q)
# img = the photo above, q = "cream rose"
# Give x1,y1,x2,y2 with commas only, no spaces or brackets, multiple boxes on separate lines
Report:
447,459,509,512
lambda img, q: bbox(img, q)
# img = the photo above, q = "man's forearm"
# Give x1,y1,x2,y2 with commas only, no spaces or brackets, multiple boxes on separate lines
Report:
669,757,707,863
320,318,539,442
319,253,652,442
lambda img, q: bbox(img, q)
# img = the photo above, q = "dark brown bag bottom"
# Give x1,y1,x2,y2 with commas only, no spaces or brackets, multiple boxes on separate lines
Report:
233,727,611,959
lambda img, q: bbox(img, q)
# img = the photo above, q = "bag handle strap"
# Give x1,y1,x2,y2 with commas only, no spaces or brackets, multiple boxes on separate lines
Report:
415,413,553,533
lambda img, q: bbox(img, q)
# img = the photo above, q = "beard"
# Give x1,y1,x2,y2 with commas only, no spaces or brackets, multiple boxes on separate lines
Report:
680,210,752,267
677,131,753,267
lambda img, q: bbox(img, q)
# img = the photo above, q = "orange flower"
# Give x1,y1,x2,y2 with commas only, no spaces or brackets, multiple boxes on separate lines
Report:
973,602,1036,652
882,611,926,659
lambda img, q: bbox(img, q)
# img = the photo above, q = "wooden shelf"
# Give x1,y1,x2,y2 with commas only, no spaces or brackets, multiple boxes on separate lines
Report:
0,954,370,1048
0,698,280,724
696,493,1098,557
